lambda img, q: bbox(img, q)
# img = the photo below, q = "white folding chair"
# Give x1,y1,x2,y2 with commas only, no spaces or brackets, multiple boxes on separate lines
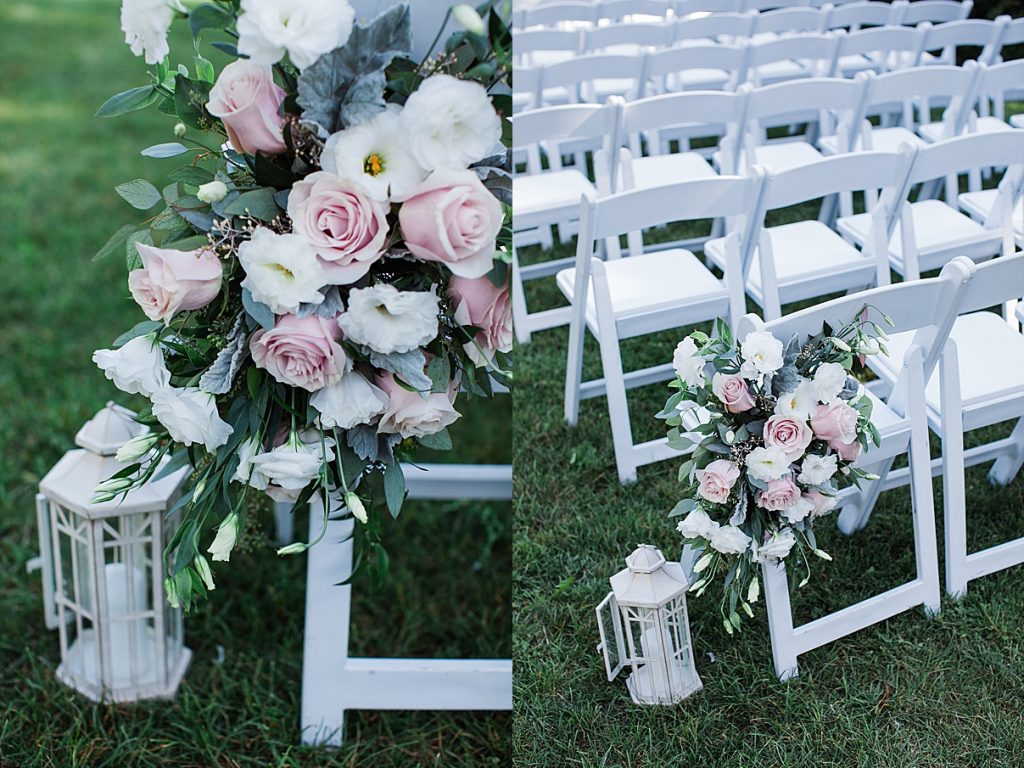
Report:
741,257,975,680
916,18,1008,68
861,253,1024,599
960,59,1024,137
740,32,840,86
512,102,621,343
822,0,901,32
706,149,914,319
537,52,647,105
997,17,1024,70
600,0,673,24
832,25,926,77
745,0,815,11
750,6,828,41
897,0,973,28
583,22,673,55
294,464,513,746
513,66,541,113
644,42,750,94
838,132,1024,279
519,1,600,30
561,173,764,483
514,27,583,70
958,165,1024,249
674,11,758,44
675,0,743,14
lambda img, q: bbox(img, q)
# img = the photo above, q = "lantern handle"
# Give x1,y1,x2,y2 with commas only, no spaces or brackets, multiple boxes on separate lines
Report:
595,592,627,682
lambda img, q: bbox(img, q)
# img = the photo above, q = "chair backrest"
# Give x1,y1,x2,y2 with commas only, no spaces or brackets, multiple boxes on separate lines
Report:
516,28,583,58
760,149,913,211
538,53,648,103
898,0,972,27
584,22,673,53
956,252,1024,315
645,43,750,90
511,103,618,152
675,11,757,42
745,0,814,10
600,0,672,23
836,26,926,70
1001,17,1024,48
753,7,827,35
618,90,749,143
743,76,864,124
860,61,979,132
675,0,743,15
907,131,1024,187
822,1,898,31
744,33,840,79
519,2,600,29
976,59,1024,106
512,66,541,113
920,18,1007,65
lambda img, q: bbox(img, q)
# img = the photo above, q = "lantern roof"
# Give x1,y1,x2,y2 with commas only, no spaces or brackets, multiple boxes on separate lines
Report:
39,404,189,518
610,545,690,608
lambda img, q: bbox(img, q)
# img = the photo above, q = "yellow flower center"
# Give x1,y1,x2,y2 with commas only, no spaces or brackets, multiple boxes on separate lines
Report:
364,153,385,177
270,264,294,279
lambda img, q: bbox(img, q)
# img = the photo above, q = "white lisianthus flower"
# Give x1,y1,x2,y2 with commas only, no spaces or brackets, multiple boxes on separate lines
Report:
196,180,229,204
232,436,269,490
754,528,797,564
322,108,428,201
238,228,327,314
338,284,440,354
781,496,815,524
116,432,159,463
776,379,819,421
740,330,785,378
746,445,791,482
677,508,720,540
399,74,502,171
311,371,389,429
797,453,838,487
710,525,751,555
208,512,239,562
250,431,335,492
93,334,170,397
236,0,355,70
453,4,486,35
120,0,174,65
672,337,705,388
151,387,233,452
813,362,848,404
194,554,216,591
346,491,368,524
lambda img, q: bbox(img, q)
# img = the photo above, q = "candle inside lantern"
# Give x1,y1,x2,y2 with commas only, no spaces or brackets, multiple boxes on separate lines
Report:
104,562,155,686
639,624,676,698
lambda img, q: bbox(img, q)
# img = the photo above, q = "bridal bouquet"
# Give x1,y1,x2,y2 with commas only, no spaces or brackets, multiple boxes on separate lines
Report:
90,0,512,608
658,312,889,633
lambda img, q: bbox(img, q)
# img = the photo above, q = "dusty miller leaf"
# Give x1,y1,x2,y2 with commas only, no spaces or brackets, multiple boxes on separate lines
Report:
367,348,431,392
199,315,248,394
296,286,345,319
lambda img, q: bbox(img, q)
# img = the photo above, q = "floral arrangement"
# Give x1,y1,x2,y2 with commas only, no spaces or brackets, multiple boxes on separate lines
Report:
90,0,512,609
658,313,889,634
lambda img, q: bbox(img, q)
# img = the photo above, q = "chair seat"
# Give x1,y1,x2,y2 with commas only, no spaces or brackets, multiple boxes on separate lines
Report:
753,59,811,83
706,220,870,296
852,126,928,153
918,116,1013,143
837,199,1000,272
627,152,717,189
555,248,726,326
1012,114,1024,129
959,188,1024,236
837,53,875,75
513,170,595,219
589,78,637,102
874,311,1024,415
671,67,731,90
746,141,824,173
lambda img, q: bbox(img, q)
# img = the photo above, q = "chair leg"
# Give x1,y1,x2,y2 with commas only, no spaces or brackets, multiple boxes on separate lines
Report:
511,248,532,345
837,456,895,534
563,305,587,427
908,354,942,614
989,416,1024,486
596,322,637,484
762,561,799,681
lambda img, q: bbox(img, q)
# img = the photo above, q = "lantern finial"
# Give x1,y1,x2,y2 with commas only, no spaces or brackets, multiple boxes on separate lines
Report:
625,544,667,574
75,402,145,456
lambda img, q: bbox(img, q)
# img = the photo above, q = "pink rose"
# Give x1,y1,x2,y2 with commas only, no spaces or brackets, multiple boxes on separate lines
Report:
251,314,349,392
128,243,222,323
376,372,461,438
811,402,859,445
712,372,755,413
764,414,813,462
696,459,741,504
758,478,801,512
399,169,503,279
288,172,389,283
206,60,287,156
804,490,838,517
448,275,513,367
830,438,862,462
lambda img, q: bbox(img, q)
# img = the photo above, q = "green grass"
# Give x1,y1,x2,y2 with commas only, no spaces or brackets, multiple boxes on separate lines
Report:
512,140,1024,764
0,1,508,765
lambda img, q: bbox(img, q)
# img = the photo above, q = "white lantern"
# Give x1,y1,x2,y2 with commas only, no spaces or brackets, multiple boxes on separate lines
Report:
34,403,192,703
596,545,703,705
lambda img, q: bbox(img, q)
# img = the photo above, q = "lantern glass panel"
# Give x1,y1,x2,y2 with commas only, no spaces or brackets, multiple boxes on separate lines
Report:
622,602,700,705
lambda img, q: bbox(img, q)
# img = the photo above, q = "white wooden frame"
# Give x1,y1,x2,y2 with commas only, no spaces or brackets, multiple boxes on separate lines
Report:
287,463,513,746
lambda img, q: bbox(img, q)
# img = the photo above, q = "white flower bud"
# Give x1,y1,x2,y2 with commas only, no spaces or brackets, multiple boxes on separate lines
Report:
813,548,833,561
173,122,187,138
116,432,159,463
747,577,760,604
208,511,239,562
195,554,216,591
346,492,368,524
452,4,486,35
93,476,133,499
164,577,180,609
276,542,308,556
693,552,714,573
197,180,228,203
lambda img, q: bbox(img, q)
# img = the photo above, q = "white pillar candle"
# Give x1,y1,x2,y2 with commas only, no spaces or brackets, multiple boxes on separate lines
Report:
104,562,154,687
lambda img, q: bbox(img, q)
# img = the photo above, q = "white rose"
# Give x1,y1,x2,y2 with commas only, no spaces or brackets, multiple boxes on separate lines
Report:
797,453,838,487
238,228,327,314
399,75,502,172
710,525,751,555
311,371,389,429
746,445,791,482
196,180,228,204
93,334,170,397
776,379,819,421
120,0,174,65
338,284,440,354
740,330,785,377
754,528,796,564
237,0,355,70
781,496,815,524
813,362,848,405
322,108,428,201
250,431,334,492
151,387,233,452
676,508,720,540
672,337,705,388
208,512,239,562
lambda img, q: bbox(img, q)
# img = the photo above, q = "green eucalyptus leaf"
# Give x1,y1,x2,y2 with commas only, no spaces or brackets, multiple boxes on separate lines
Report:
383,461,406,519
115,179,162,210
225,187,281,221
92,224,137,263
142,142,189,158
96,85,159,118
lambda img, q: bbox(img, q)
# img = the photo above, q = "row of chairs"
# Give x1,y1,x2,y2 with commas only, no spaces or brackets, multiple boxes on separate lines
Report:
515,0,975,30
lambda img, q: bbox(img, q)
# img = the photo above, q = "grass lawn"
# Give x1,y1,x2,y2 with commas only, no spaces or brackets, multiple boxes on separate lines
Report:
0,1,509,765
512,149,1024,763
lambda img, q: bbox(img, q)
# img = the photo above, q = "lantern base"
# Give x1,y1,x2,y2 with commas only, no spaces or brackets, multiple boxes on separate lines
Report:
626,663,703,706
56,629,192,704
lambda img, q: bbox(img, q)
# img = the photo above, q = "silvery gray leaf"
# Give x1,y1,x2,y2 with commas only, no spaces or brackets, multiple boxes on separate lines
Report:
199,315,248,394
470,144,512,173
783,333,801,366
476,167,512,205
296,4,412,136
296,286,345,319
178,208,214,232
273,189,290,210
729,490,748,527
772,364,800,396
839,377,860,400
368,348,431,392
242,288,275,331
346,424,382,461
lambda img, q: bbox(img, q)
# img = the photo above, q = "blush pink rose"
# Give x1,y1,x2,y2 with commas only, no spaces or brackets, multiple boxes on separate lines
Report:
758,477,801,512
399,169,503,279
376,372,461,438
695,459,741,504
288,172,389,283
128,243,222,323
448,275,513,367
251,314,349,392
804,490,839,517
830,437,862,462
206,60,287,156
764,414,813,462
712,372,755,413
811,402,859,445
